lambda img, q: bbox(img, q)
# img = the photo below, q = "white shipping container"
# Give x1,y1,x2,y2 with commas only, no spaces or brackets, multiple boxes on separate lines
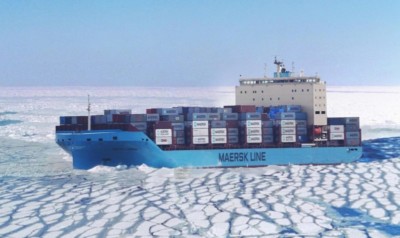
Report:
329,125,344,133
155,136,172,145
211,128,227,136
281,135,296,143
246,127,262,135
246,120,262,128
192,136,209,144
277,120,296,127
192,121,209,129
247,135,262,143
192,128,209,136
281,127,296,135
155,129,172,137
330,133,345,140
211,136,227,144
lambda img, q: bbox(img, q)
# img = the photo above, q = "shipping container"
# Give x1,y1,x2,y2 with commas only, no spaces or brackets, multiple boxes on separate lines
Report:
346,131,361,139
186,113,209,121
280,127,296,135
276,120,296,127
227,136,239,144
330,133,345,140
159,108,179,116
91,115,107,124
329,125,344,133
226,120,239,128
211,136,227,144
328,117,360,126
262,135,274,143
280,135,297,143
173,130,185,137
227,128,239,135
286,105,302,112
155,136,172,145
262,127,274,135
345,124,359,132
296,127,308,135
243,120,262,128
112,114,129,123
222,113,239,121
208,113,221,121
192,128,209,136
211,128,227,136
192,121,209,129
174,137,185,145
275,112,307,120
146,108,158,114
247,135,262,143
246,127,262,136
71,116,77,125
261,113,270,121
160,115,184,122
262,120,274,127
211,120,227,128
192,136,209,144
154,121,172,129
171,123,185,131
295,120,307,127
240,112,262,120
128,114,147,122
224,105,256,113
155,129,172,137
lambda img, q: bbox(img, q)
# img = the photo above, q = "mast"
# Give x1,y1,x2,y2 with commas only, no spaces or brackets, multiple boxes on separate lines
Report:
87,95,91,131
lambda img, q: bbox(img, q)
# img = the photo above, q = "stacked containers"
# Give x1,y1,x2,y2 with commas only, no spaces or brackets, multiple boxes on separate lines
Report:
129,114,147,132
59,116,88,125
172,121,185,145
275,111,307,143
210,121,227,144
328,117,360,146
276,119,297,143
262,118,274,144
224,113,239,144
105,109,131,123
189,121,209,145
329,125,345,141
91,115,107,125
154,121,173,145
240,112,262,144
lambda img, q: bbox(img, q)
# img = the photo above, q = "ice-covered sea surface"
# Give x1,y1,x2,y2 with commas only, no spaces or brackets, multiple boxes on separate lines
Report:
1,86,400,237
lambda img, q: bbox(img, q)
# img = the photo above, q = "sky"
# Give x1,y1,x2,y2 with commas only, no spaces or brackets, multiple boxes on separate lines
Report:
0,0,399,87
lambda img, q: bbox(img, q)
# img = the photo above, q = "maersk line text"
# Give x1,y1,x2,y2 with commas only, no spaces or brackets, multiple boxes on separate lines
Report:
218,152,266,162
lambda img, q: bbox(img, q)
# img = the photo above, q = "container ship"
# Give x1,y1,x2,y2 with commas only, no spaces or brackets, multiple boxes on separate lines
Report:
56,59,362,169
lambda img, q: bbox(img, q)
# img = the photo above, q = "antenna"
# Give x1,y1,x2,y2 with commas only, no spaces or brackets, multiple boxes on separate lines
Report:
292,62,295,73
273,56,284,74
87,94,91,131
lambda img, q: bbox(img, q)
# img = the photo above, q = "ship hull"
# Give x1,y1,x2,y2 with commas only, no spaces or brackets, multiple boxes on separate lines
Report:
57,131,363,170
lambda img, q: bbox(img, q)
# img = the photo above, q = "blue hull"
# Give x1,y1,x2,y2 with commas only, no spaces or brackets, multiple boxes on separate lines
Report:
56,130,363,170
